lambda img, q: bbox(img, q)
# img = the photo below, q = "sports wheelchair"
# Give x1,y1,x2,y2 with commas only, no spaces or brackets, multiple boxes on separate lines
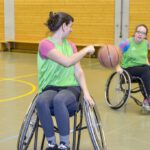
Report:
105,70,147,110
17,94,106,150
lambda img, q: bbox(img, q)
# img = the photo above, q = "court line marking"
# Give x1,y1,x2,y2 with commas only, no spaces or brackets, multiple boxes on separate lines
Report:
0,73,37,80
0,74,37,142
12,73,37,79
0,135,18,143
0,78,36,102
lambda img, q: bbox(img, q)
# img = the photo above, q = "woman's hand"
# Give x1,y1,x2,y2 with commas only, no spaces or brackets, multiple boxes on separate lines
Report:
84,45,95,55
84,92,95,107
116,65,123,74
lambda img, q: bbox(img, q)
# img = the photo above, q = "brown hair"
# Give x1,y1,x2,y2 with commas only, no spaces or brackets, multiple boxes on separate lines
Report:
135,24,149,35
45,11,74,32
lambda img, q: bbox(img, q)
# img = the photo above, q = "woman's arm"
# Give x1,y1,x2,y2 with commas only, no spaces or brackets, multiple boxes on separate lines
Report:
147,40,150,49
74,62,95,106
146,58,150,65
115,39,130,73
146,40,150,65
115,64,123,73
47,45,95,67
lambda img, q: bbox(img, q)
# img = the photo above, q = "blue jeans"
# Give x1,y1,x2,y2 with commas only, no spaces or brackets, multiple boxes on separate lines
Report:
36,86,81,138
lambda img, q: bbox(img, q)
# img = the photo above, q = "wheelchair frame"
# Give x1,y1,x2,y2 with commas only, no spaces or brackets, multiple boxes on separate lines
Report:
17,95,38,150
83,101,106,150
17,95,106,150
105,70,147,109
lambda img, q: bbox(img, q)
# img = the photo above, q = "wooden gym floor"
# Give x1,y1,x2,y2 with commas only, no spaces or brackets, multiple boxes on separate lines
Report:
0,51,150,150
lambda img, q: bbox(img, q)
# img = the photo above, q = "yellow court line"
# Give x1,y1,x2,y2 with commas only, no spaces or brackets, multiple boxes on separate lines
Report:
0,79,36,102
0,78,7,81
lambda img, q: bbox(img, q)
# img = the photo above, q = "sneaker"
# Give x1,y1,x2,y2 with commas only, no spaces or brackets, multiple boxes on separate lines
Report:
58,142,70,150
142,99,150,110
45,142,58,150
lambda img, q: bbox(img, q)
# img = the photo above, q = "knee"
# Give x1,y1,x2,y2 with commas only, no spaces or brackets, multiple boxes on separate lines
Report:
142,70,150,78
36,95,48,109
53,96,63,106
36,96,43,109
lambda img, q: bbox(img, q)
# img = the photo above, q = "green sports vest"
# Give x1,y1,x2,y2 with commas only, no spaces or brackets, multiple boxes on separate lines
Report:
37,37,79,93
121,37,148,68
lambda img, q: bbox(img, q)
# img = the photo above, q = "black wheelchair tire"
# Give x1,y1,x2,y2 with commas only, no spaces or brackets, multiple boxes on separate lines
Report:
17,95,38,150
105,71,131,109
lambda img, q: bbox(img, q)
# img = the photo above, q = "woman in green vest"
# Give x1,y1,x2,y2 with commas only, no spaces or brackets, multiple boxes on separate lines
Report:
116,24,150,110
36,11,95,150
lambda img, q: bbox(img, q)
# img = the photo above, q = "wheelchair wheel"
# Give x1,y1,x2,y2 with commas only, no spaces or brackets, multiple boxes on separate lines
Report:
83,100,106,150
17,95,38,150
105,70,131,109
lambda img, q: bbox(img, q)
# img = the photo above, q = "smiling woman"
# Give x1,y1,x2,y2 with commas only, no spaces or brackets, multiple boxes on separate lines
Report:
0,78,36,102
116,24,150,112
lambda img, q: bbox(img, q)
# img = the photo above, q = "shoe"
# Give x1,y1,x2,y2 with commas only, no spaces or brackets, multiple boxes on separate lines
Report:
58,142,70,150
45,143,58,150
142,99,150,110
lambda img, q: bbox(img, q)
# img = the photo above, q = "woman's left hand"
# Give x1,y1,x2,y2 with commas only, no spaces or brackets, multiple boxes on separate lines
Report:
84,93,95,107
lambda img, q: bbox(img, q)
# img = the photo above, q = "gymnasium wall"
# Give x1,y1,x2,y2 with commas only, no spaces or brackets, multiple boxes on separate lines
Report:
2,0,150,57
129,0,150,40
14,0,115,45
0,0,4,41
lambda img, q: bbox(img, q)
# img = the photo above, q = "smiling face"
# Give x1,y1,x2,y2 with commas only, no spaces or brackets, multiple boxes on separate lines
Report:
134,26,147,43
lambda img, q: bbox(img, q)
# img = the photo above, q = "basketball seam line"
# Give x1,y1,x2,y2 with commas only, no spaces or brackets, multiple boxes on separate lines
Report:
107,45,113,68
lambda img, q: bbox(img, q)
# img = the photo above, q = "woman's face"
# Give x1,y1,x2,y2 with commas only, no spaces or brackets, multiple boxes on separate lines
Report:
134,26,147,43
62,21,73,38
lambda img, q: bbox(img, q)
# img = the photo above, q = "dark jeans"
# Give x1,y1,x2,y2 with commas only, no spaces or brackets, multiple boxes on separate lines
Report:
124,65,150,98
36,86,81,138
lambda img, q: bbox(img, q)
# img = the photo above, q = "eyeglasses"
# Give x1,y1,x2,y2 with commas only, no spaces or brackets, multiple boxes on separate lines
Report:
136,31,146,35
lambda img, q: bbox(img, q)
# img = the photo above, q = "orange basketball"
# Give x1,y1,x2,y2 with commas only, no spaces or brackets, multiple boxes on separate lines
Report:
98,45,122,68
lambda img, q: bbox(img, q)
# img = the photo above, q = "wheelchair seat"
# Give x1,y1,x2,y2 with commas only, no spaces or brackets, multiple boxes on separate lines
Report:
17,94,106,150
105,70,146,109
